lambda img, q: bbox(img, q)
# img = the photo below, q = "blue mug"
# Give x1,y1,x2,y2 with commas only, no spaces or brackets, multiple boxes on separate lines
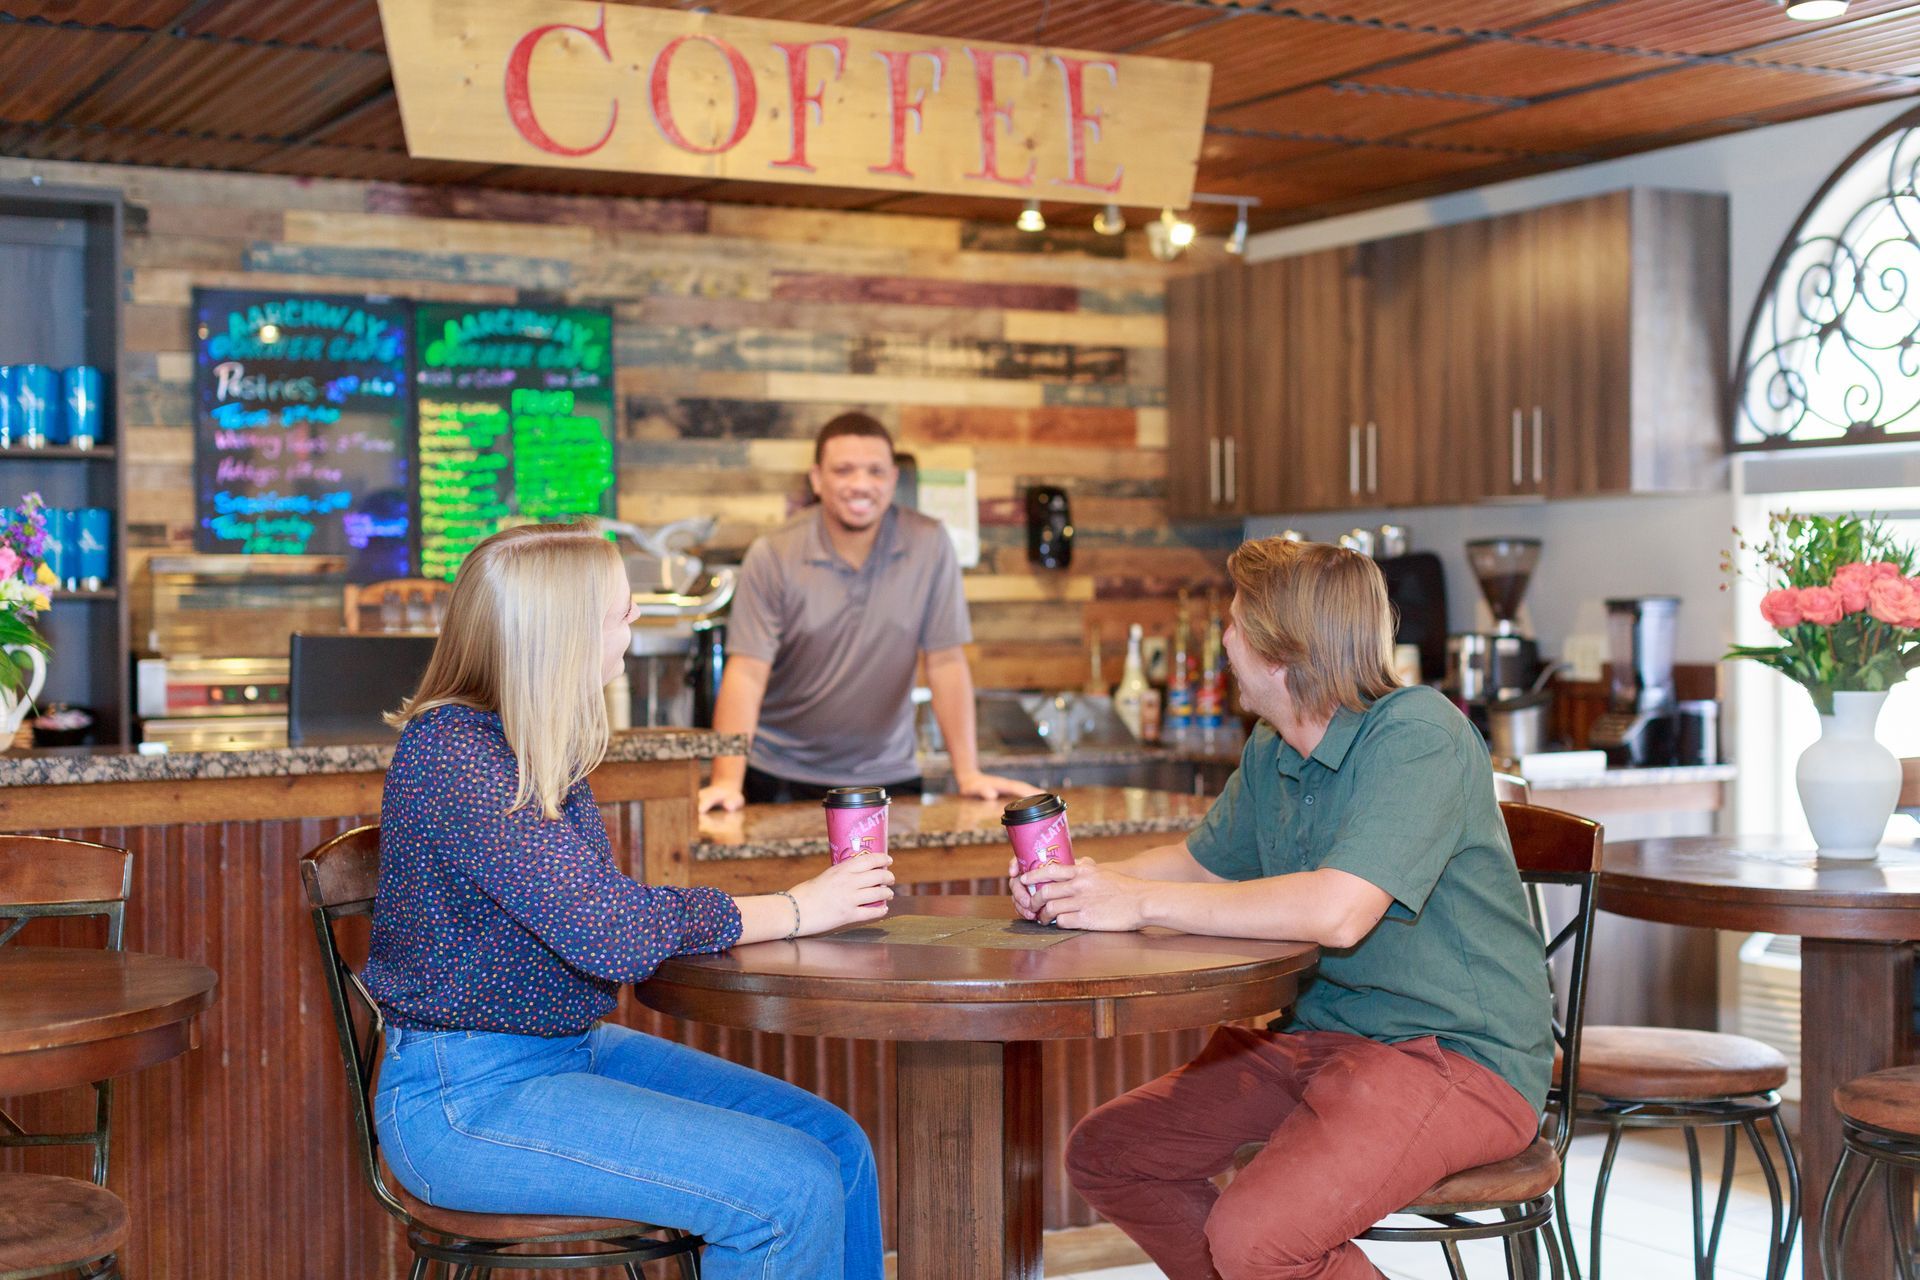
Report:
40,507,73,591
0,367,15,449
74,508,111,590
63,367,103,449
14,365,59,447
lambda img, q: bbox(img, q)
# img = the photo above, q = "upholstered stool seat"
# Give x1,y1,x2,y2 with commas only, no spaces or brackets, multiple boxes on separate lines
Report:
1833,1064,1920,1136
386,1172,662,1245
0,1172,128,1277
1405,1138,1562,1215
1822,1064,1920,1276
1567,1025,1798,1279
1574,1027,1788,1100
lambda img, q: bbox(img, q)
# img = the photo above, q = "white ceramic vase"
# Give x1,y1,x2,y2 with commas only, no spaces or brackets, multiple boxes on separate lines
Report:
0,643,45,745
1795,689,1901,860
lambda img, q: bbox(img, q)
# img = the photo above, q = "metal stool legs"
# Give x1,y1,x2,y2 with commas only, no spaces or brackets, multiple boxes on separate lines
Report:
1822,1121,1920,1280
1570,1096,1798,1280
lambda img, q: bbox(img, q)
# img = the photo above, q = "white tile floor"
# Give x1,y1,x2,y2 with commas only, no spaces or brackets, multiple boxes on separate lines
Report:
1050,1128,1803,1279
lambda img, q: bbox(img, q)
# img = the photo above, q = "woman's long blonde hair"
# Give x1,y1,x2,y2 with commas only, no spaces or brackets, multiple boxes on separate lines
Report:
388,522,622,819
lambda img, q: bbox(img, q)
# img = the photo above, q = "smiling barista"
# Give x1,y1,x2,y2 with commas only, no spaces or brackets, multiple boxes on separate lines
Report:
698,414,1032,812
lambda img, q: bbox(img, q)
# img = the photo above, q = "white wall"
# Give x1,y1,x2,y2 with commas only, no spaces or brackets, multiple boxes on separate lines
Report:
1240,97,1920,666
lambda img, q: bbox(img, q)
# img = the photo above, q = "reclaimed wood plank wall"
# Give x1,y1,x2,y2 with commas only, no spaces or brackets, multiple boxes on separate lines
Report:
0,157,1239,688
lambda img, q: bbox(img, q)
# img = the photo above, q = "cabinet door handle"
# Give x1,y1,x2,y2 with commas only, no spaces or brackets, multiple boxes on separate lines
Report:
1510,408,1523,488
1532,406,1544,486
1349,424,1360,495
1366,422,1378,494
1224,437,1237,505
1209,437,1221,504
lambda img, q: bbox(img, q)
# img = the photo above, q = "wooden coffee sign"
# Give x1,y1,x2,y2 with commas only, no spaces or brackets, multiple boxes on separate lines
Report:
377,0,1211,208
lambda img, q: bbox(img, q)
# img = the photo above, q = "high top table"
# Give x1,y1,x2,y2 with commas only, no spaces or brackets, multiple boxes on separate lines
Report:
1599,835,1920,1280
0,947,217,1096
637,894,1317,1280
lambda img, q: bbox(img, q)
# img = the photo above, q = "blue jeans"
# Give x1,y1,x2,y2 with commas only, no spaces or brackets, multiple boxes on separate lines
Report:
374,1021,882,1280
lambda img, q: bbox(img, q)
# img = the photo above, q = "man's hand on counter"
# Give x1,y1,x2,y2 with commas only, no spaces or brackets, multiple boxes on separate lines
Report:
954,771,1036,801
699,783,746,813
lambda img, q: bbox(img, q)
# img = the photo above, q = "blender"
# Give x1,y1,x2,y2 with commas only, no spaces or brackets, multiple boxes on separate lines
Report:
1447,538,1546,746
1588,596,1681,767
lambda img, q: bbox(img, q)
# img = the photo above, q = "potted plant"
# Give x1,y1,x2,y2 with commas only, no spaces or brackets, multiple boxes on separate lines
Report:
0,493,55,746
1725,511,1920,858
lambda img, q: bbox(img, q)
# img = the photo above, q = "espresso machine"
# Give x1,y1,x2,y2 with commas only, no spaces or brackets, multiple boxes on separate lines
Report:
1446,539,1545,736
1589,596,1681,766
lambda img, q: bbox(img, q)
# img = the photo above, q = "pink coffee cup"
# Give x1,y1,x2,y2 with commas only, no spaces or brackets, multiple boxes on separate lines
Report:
1003,793,1074,874
824,785,889,907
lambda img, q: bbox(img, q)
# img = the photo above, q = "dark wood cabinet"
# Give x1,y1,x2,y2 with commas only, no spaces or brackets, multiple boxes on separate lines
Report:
1167,263,1255,519
1164,187,1728,519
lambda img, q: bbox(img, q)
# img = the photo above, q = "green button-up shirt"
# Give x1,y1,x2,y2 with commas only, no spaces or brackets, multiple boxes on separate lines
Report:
1187,685,1552,1111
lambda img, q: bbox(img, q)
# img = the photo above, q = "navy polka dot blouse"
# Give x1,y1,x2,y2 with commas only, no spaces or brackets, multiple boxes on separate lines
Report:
365,704,743,1035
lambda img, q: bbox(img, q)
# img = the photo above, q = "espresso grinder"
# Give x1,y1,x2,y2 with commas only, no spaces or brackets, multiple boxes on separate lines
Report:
1589,596,1681,767
1447,539,1545,738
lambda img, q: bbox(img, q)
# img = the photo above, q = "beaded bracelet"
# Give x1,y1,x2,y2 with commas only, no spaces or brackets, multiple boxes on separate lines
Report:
775,890,802,942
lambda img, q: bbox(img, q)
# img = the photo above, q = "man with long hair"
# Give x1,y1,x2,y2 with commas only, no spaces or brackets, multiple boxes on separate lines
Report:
1014,537,1552,1280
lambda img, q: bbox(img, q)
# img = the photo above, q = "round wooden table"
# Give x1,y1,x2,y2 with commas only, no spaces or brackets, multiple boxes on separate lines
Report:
1599,835,1920,1280
638,895,1317,1280
0,947,218,1095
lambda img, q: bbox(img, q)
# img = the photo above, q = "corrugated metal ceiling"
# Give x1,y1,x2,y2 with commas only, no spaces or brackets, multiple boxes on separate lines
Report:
0,0,1914,227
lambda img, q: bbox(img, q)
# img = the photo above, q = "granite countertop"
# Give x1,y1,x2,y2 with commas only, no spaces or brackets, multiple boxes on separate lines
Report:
0,728,748,787
693,785,1213,862
1526,764,1739,791
927,746,1736,787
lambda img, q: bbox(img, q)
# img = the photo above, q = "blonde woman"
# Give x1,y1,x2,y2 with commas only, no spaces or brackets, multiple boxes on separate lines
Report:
365,522,890,1280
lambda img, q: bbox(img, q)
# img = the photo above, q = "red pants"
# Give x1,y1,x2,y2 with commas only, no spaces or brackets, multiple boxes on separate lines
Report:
1066,1025,1539,1280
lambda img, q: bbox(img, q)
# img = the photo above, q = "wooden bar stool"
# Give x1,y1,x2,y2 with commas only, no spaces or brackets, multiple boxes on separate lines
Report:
0,835,136,1280
1821,1064,1920,1278
300,826,704,1278
1235,801,1605,1277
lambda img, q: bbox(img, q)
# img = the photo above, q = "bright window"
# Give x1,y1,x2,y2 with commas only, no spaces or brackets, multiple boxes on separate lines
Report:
1736,115,1920,448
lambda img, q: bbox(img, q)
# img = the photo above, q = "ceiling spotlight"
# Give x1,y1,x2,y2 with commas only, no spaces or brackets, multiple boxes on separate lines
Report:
1093,203,1126,236
1225,206,1250,255
1016,199,1046,233
1780,0,1847,17
1145,208,1196,261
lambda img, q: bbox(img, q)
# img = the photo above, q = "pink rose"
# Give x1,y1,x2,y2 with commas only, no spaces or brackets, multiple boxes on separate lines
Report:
1759,588,1804,630
1867,575,1920,630
1798,586,1844,626
1832,562,1874,613
0,546,18,581
1868,561,1905,581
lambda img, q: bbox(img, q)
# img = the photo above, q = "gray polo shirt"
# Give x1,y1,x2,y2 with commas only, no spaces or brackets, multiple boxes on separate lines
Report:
727,505,971,786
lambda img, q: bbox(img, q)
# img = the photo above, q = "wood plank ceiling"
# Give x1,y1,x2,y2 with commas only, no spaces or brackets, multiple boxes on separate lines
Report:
0,0,1916,229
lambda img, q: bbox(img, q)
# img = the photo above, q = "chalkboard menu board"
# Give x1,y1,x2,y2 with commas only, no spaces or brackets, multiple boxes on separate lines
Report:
414,304,616,579
193,289,413,577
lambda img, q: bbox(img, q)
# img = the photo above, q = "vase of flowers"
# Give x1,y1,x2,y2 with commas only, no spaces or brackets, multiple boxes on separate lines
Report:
1725,512,1920,860
0,494,56,746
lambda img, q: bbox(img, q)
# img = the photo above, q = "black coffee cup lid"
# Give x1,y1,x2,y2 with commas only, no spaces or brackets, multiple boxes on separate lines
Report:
1001,793,1065,825
822,785,889,809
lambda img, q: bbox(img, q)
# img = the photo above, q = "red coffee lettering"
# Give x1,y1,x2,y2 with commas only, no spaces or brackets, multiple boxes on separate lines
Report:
503,5,617,157
870,48,948,178
771,38,848,171
962,47,1035,188
650,33,758,155
1052,55,1123,193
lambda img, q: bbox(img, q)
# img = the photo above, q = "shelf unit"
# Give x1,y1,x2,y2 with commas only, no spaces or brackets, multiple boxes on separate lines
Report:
0,181,127,747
